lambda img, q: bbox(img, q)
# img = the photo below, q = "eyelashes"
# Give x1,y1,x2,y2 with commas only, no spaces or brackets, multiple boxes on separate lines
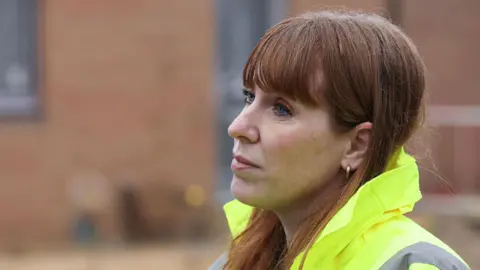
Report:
243,88,255,105
242,88,293,117
273,103,292,117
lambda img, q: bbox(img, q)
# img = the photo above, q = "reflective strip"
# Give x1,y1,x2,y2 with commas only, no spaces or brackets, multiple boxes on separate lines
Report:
409,263,441,270
208,252,228,270
379,242,470,270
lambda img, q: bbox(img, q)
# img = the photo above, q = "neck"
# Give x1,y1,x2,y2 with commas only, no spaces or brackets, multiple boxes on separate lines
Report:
274,173,345,245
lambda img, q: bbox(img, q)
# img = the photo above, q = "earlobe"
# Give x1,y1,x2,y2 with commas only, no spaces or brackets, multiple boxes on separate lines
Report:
341,122,373,171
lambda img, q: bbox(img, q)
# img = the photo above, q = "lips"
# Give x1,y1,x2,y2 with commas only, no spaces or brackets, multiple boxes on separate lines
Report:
231,155,259,170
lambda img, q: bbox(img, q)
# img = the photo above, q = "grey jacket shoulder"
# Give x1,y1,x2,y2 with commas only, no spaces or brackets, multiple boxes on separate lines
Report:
379,242,470,270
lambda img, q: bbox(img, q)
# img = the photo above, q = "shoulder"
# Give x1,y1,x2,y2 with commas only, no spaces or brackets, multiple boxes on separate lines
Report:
357,216,470,269
378,241,470,270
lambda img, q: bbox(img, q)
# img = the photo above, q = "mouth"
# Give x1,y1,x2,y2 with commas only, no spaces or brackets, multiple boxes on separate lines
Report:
231,155,260,171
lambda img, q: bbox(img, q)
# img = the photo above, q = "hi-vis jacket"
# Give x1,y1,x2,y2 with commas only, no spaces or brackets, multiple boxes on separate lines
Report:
210,149,470,269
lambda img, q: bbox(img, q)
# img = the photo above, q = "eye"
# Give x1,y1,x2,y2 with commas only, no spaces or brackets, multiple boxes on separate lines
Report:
273,102,292,117
242,88,255,105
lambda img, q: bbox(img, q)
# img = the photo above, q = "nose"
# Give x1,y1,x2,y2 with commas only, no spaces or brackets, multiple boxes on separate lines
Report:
228,108,260,144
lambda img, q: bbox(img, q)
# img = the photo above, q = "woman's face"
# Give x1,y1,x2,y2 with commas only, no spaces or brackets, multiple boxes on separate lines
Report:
228,86,351,210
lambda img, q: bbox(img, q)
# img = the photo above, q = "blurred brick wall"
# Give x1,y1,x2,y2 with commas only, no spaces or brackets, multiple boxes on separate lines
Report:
0,0,214,249
404,0,480,194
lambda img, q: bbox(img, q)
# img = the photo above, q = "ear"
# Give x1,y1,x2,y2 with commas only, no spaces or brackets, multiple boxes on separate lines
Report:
341,122,372,171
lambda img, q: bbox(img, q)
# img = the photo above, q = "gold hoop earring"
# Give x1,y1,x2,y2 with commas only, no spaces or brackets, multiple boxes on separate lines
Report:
346,165,351,179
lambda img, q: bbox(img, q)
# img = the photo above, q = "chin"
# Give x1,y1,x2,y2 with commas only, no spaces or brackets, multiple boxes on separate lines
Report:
231,174,264,207
231,175,281,210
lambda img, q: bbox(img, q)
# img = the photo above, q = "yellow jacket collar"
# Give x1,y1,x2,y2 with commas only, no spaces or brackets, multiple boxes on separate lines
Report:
316,147,421,242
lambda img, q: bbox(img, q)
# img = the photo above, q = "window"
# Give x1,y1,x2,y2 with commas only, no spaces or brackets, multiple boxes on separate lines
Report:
0,0,39,117
215,0,287,202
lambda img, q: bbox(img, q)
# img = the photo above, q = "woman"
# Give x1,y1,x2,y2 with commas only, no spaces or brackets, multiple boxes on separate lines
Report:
210,9,470,270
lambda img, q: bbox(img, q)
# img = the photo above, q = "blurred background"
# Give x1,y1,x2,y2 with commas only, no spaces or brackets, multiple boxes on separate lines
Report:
0,0,478,269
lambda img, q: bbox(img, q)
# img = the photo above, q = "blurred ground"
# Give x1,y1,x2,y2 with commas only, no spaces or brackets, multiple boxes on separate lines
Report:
0,243,225,270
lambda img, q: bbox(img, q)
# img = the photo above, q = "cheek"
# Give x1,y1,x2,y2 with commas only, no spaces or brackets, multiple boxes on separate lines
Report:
268,132,303,150
263,128,342,183
263,132,307,168
264,129,331,163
